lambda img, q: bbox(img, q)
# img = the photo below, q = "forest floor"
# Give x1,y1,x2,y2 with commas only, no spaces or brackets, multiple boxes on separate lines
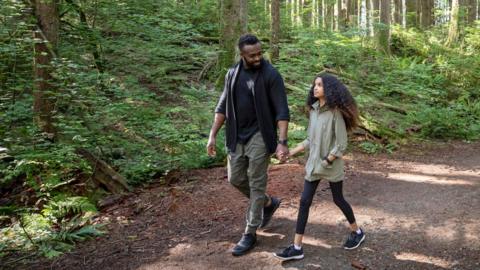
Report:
10,140,480,270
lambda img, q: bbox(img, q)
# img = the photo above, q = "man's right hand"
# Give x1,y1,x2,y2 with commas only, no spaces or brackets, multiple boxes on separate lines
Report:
207,137,216,157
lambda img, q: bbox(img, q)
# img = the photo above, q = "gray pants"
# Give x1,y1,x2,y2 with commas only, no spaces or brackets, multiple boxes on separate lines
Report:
228,132,270,235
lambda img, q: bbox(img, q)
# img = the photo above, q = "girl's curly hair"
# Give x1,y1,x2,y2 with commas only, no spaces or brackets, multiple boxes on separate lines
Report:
306,73,359,132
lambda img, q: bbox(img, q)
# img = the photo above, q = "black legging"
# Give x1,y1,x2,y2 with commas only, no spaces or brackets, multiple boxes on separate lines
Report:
296,180,356,234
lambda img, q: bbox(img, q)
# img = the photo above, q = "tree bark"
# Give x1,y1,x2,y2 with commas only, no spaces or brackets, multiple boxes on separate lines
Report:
345,0,354,26
467,0,477,24
218,0,245,82
337,0,347,30
376,0,390,53
271,0,280,62
325,0,334,31
406,0,417,28
33,0,59,136
240,0,248,33
75,148,131,194
420,0,434,28
446,0,460,46
394,0,402,24
303,0,312,27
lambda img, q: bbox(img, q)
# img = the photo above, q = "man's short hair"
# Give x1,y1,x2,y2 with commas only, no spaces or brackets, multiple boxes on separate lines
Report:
238,34,260,51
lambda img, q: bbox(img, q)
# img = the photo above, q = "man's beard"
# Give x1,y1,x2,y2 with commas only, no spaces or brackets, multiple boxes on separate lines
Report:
247,60,262,69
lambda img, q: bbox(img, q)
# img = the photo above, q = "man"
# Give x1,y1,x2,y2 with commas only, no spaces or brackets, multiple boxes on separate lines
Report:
207,34,290,256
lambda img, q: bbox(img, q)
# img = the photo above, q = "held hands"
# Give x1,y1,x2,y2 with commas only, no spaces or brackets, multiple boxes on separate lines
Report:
275,144,289,163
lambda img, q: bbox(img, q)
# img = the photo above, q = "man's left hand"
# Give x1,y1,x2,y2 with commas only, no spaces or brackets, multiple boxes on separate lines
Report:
276,144,289,163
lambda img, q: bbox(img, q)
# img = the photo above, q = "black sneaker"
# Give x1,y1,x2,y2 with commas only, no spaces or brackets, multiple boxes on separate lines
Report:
260,197,281,228
343,228,365,250
273,245,304,261
231,233,257,256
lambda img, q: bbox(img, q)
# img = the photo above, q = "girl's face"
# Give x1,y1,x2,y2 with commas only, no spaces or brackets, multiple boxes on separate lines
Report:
313,77,324,99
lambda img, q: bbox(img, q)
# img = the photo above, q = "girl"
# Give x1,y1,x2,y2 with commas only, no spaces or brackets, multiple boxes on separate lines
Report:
274,74,364,261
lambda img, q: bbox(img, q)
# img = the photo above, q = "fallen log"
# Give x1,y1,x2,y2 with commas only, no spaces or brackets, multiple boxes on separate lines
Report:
75,148,131,194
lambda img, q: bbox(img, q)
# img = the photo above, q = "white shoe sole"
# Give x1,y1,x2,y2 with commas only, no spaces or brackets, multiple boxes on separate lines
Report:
272,252,304,261
343,234,365,250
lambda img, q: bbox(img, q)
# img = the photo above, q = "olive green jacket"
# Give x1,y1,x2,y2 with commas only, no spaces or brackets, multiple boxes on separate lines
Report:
302,101,348,182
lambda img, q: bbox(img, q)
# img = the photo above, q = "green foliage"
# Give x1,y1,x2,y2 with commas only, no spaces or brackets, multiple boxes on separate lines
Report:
1,0,480,261
0,196,102,258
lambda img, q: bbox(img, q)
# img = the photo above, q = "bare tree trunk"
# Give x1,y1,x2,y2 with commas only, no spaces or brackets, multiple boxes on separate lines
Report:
394,0,402,24
446,0,460,46
218,0,245,80
325,0,334,31
337,0,347,30
240,0,248,33
376,0,390,53
33,0,59,136
345,0,354,26
367,0,373,35
303,0,312,27
415,0,422,27
467,0,476,24
271,0,280,62
370,0,380,36
405,0,417,28
372,0,380,23
420,0,433,28
318,0,323,28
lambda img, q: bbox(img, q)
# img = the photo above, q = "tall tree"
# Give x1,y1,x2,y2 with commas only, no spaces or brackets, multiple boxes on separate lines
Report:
218,0,246,78
271,0,280,62
337,0,347,30
303,0,312,27
369,0,380,36
405,0,417,28
325,0,334,31
415,0,421,27
446,0,460,46
317,0,323,28
240,0,248,33
394,0,402,25
467,0,477,24
33,0,59,136
420,0,434,28
376,0,390,53
345,0,356,26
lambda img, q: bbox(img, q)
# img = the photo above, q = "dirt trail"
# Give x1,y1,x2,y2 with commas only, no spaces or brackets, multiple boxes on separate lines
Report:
13,141,480,270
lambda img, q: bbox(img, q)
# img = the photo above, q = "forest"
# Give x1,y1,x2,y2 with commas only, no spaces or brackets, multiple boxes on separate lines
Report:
1,0,479,269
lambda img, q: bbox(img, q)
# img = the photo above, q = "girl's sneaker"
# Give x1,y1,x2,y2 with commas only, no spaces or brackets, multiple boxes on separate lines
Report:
343,228,365,250
273,245,304,261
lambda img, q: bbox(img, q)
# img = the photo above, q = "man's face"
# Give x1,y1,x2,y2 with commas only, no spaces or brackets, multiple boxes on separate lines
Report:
240,43,262,69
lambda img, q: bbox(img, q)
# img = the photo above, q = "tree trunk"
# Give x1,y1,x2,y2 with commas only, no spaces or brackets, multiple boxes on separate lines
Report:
303,0,312,27
240,0,248,33
446,0,460,46
325,0,334,31
372,0,380,23
405,0,416,28
345,0,354,26
337,0,347,30
368,0,373,36
370,0,380,36
376,0,390,53
271,0,280,62
218,0,245,81
420,0,434,28
75,148,131,194
394,0,402,24
318,0,323,28
33,0,59,136
467,0,476,24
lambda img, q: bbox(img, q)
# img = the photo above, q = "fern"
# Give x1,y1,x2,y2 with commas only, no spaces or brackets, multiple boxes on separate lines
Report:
42,196,97,220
